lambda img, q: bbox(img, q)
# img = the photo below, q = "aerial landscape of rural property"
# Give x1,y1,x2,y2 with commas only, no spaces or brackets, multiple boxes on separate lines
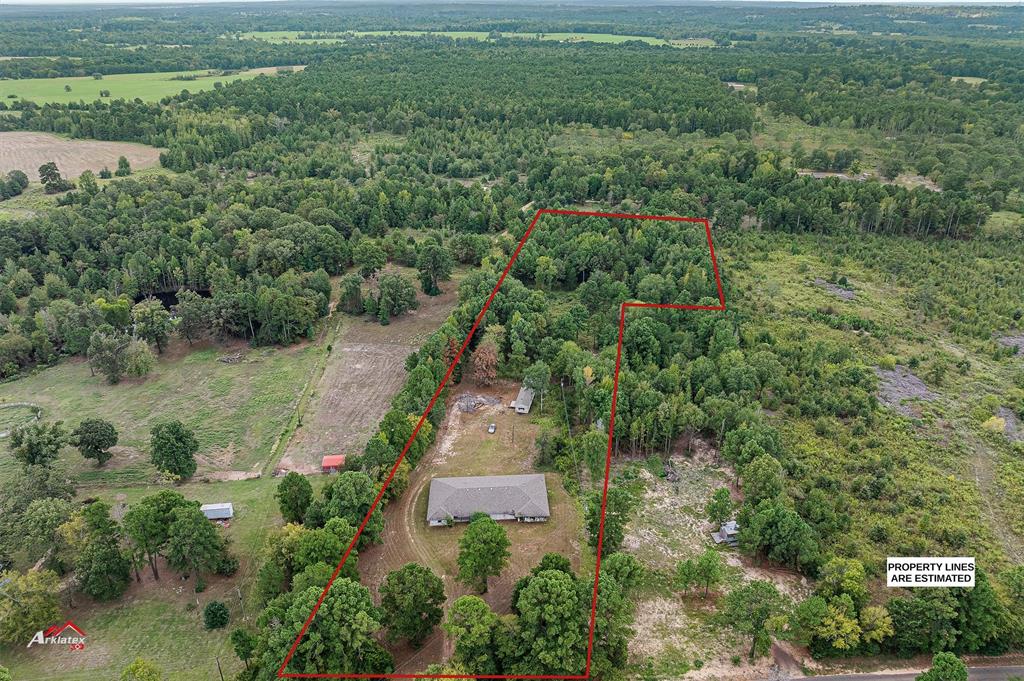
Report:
1,1,1024,680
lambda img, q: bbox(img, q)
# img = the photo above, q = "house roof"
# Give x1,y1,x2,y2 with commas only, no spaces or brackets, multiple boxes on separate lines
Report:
516,386,535,410
427,474,550,522
200,502,234,519
321,454,346,467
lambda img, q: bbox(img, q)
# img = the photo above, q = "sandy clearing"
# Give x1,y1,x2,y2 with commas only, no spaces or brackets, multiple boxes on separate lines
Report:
0,131,164,178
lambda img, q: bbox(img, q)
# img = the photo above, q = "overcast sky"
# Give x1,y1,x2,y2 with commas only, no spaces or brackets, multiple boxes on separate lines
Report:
3,0,1023,5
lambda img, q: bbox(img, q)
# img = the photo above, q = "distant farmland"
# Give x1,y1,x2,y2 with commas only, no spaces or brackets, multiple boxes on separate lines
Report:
240,30,716,48
0,131,163,178
0,65,304,104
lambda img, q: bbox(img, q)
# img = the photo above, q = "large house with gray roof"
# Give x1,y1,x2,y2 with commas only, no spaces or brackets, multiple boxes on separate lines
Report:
426,474,550,526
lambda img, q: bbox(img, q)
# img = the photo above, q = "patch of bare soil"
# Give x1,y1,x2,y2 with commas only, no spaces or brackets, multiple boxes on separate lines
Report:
813,277,856,301
997,407,1022,442
0,131,164,178
621,437,732,570
997,333,1024,354
278,276,459,474
631,595,777,680
875,366,937,417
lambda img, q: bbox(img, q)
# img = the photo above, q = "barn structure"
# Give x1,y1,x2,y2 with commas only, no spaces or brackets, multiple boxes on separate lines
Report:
426,474,550,526
321,454,346,473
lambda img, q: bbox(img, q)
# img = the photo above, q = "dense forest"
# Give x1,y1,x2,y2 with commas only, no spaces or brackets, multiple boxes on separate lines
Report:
2,3,1024,680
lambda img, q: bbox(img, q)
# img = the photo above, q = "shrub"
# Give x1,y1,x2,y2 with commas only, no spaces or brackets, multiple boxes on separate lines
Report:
203,601,229,629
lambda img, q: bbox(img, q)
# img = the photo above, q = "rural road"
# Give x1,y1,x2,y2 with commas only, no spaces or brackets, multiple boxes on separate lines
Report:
805,666,1024,680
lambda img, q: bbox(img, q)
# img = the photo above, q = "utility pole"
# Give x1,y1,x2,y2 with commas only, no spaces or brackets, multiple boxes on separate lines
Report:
216,657,226,681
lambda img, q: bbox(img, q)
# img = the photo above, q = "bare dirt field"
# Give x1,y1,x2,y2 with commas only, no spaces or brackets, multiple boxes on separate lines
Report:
875,365,937,417
813,277,856,301
357,381,584,672
278,271,460,474
0,131,164,178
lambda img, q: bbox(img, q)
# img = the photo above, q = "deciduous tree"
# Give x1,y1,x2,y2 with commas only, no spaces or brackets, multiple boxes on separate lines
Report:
380,562,446,646
457,513,511,593
149,420,198,479
71,418,118,466
275,472,314,524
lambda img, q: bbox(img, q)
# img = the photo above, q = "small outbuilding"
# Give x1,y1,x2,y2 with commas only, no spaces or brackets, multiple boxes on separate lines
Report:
712,520,740,547
321,454,346,473
514,386,535,414
200,503,234,521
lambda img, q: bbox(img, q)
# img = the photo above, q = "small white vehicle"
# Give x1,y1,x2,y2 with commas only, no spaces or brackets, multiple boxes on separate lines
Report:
487,423,497,434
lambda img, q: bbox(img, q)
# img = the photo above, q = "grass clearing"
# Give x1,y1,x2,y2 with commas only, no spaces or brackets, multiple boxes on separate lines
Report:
951,75,988,85
0,339,318,488
0,65,303,104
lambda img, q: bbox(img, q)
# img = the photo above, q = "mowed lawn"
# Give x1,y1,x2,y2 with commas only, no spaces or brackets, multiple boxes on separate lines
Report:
241,30,714,48
0,340,319,487
0,65,303,104
0,475,322,681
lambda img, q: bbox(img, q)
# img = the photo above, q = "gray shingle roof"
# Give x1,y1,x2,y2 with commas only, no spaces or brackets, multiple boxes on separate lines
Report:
427,474,549,523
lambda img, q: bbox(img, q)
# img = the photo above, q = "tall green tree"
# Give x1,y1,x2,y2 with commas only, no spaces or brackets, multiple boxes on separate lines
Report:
416,242,454,296
916,652,968,681
515,569,586,674
276,472,314,524
230,628,258,670
132,299,174,354
457,513,511,593
370,273,418,325
380,562,446,647
165,504,224,584
443,596,501,675
694,547,724,598
721,580,788,660
9,421,67,468
705,487,734,526
353,240,387,278
71,418,119,466
76,501,132,601
585,485,637,557
256,579,389,676
149,420,198,479
0,569,61,644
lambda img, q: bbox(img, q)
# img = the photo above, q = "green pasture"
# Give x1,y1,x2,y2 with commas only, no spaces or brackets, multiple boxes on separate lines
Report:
0,66,300,104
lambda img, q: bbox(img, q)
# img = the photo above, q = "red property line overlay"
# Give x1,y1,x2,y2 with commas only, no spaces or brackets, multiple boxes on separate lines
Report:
278,208,727,679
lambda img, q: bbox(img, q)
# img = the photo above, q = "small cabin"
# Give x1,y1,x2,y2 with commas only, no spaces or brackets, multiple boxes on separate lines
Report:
712,520,740,547
321,454,346,473
200,503,234,521
514,386,535,414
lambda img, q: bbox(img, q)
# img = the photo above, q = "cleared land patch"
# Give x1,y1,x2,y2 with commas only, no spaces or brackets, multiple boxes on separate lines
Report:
278,269,461,474
0,65,304,104
356,381,584,672
0,131,163,178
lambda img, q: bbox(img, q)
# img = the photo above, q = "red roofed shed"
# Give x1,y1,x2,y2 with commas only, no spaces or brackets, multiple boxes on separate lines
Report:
321,454,346,473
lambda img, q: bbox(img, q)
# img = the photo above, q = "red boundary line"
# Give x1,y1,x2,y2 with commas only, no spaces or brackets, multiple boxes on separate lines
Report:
277,208,727,679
